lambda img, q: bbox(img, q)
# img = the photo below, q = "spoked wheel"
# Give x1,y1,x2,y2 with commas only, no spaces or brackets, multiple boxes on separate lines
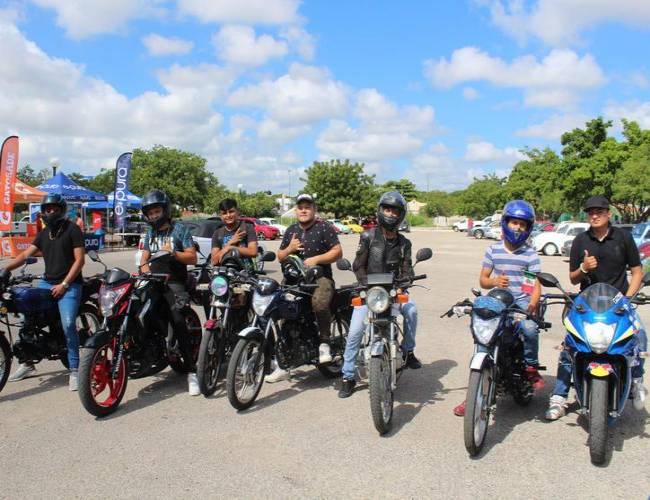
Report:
464,365,493,456
589,378,609,465
78,339,128,417
0,334,11,394
368,349,393,435
226,338,266,411
317,317,349,378
197,325,227,397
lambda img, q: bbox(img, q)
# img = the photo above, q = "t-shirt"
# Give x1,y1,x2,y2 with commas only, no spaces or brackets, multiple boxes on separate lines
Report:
482,241,541,302
32,219,84,284
569,224,641,294
143,222,194,283
211,221,257,269
280,220,340,279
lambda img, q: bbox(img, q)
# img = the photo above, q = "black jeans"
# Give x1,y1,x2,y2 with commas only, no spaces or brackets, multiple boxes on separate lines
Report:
164,281,194,372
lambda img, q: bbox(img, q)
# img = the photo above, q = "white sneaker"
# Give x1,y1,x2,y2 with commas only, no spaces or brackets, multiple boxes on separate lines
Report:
9,363,36,382
188,373,200,396
319,343,332,364
632,378,647,410
545,395,568,420
266,367,290,383
69,371,78,391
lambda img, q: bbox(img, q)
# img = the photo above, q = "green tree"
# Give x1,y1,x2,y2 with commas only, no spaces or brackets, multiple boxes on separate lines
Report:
420,190,458,217
238,191,277,218
456,174,507,218
383,179,418,201
18,164,51,186
612,142,650,221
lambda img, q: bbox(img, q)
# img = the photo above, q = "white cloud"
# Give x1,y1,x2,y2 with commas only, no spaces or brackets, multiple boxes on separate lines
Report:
603,101,650,129
31,0,165,39
462,87,479,100
279,26,316,60
178,0,300,25
257,119,309,143
213,25,288,67
463,141,525,163
485,0,650,46
424,46,605,108
516,113,589,139
142,33,194,56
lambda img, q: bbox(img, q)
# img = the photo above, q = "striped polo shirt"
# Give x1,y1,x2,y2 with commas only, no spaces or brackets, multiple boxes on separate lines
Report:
482,241,541,301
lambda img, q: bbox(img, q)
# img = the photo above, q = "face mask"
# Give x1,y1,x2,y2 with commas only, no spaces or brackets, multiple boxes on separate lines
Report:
42,210,65,228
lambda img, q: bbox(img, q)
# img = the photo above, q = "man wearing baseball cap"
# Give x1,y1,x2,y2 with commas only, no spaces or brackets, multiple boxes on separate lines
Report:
545,195,647,419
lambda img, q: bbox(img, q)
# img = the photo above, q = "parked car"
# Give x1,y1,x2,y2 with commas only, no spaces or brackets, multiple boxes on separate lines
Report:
453,218,486,232
327,219,351,234
240,216,280,240
561,237,574,257
485,220,502,240
399,219,411,233
639,241,650,273
341,218,364,233
468,216,493,239
532,222,589,256
633,222,650,247
361,217,377,230
259,217,287,236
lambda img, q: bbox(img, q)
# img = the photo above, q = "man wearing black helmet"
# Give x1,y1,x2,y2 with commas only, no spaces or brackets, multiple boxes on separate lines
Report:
338,191,421,398
139,189,199,395
1,193,85,390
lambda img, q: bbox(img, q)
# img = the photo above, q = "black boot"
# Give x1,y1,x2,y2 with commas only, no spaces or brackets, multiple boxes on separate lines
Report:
338,378,356,398
404,351,422,369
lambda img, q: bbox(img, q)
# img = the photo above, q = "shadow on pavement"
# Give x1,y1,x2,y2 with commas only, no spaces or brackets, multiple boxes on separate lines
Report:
0,369,68,403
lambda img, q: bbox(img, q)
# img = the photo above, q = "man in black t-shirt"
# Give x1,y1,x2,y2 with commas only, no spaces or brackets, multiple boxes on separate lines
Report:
210,198,258,269
1,194,85,390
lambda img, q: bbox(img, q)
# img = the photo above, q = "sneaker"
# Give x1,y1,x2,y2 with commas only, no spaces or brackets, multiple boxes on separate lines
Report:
69,371,78,392
525,366,545,391
403,351,422,369
9,363,36,382
545,395,568,420
631,378,647,411
266,367,290,383
319,343,332,364
453,401,466,417
338,378,356,398
188,373,200,396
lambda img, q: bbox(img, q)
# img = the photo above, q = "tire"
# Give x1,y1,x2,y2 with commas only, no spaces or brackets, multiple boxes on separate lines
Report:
226,338,266,411
317,317,349,379
474,230,484,240
542,243,558,256
78,339,128,417
169,309,203,374
257,232,266,241
589,377,609,465
76,304,101,345
196,326,227,397
0,334,11,394
464,365,492,456
368,350,393,435
453,226,459,232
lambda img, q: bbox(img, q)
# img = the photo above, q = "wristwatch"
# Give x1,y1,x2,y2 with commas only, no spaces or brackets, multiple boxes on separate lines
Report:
61,281,70,289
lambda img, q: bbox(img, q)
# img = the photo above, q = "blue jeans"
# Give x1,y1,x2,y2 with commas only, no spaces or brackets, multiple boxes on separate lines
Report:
551,310,647,398
38,280,82,370
341,302,417,380
511,297,540,367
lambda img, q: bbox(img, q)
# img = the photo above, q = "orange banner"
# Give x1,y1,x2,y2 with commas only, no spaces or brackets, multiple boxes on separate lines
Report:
0,136,19,231
0,236,32,258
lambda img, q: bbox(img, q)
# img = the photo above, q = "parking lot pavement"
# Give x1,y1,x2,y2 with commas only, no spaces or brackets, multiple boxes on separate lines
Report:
1,232,648,499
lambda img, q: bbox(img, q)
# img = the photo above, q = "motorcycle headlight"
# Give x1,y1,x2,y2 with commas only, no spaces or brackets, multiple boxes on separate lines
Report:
367,286,390,313
99,288,118,317
210,276,229,297
584,321,615,354
471,315,501,345
252,292,274,316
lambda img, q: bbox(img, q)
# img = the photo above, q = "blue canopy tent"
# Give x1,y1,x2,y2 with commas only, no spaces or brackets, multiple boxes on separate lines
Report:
83,191,142,210
36,172,107,201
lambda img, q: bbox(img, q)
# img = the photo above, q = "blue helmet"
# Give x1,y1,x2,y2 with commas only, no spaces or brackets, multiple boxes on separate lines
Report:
501,200,535,246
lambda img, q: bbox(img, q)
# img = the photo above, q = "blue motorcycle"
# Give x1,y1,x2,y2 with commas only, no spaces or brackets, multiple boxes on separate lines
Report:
537,271,650,465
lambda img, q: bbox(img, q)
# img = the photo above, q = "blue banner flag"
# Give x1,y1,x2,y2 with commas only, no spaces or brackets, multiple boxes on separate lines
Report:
113,152,132,230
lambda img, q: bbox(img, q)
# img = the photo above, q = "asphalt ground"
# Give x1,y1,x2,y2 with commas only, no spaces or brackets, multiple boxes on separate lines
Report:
1,230,648,499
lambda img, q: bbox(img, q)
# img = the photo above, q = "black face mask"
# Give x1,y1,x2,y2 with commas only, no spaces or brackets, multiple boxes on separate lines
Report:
147,215,169,230
42,210,65,228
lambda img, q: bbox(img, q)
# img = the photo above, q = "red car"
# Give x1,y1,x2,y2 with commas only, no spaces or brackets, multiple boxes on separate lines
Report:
241,217,280,240
361,217,377,231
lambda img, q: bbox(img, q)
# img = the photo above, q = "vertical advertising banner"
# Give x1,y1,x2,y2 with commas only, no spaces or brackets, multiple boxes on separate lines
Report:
0,136,19,231
113,152,132,231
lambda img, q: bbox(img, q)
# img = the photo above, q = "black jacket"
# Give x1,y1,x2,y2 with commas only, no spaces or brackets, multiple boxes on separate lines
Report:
352,228,414,285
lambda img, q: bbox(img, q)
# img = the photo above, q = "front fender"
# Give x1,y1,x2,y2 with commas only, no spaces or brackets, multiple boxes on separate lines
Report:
370,341,385,357
237,326,264,343
470,352,491,371
82,327,114,349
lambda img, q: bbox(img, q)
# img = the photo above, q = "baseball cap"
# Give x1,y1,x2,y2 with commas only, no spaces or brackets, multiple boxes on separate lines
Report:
584,195,610,210
296,193,315,205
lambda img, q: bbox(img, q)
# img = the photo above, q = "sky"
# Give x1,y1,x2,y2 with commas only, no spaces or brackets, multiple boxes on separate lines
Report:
2,0,650,194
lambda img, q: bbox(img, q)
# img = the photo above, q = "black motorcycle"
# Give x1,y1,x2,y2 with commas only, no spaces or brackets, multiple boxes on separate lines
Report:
78,251,202,417
196,250,275,396
0,258,101,393
225,256,352,410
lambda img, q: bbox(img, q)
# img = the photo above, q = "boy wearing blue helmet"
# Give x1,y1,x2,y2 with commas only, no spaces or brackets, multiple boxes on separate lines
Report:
454,200,543,416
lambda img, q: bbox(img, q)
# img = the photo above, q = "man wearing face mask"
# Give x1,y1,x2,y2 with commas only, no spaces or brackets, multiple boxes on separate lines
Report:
139,189,199,395
1,194,85,390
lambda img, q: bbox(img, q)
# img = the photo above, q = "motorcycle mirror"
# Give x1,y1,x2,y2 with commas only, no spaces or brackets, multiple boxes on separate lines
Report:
336,258,352,271
415,248,433,264
260,251,276,262
87,250,100,262
258,245,265,256
306,266,323,282
536,272,559,288
471,288,482,297
24,257,37,265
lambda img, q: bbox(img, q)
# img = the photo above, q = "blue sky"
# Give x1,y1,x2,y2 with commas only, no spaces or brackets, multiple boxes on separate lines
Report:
2,0,650,194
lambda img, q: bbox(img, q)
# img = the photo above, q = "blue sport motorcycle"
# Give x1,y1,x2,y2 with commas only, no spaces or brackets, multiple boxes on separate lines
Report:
537,271,650,465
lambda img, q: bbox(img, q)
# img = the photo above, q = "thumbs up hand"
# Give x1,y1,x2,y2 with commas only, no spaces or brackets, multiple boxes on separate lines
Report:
582,249,598,271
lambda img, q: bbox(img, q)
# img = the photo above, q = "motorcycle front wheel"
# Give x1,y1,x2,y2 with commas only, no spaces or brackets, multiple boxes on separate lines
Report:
369,350,393,435
464,365,492,456
0,334,11,394
588,377,609,465
197,325,227,397
78,339,128,417
226,337,266,411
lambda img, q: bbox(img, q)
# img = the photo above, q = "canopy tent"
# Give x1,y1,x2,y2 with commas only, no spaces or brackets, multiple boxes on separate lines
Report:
36,172,106,201
14,179,46,203
83,191,142,210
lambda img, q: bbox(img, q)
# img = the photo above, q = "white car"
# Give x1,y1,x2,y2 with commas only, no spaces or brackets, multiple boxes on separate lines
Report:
453,218,485,232
532,222,589,256
485,221,502,240
259,217,287,236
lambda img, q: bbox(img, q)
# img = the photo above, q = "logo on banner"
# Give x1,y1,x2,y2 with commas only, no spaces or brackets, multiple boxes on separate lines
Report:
0,211,10,226
0,136,19,232
1,239,11,255
113,152,132,230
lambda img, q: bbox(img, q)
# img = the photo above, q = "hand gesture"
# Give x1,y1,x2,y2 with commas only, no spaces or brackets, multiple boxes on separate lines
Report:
287,234,304,254
582,250,598,271
494,274,509,288
229,229,245,246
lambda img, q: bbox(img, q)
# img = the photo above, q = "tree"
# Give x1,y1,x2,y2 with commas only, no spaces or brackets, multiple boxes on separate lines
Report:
18,164,51,186
420,190,458,217
238,191,277,218
302,159,376,218
383,179,418,201
612,142,650,221
456,174,507,218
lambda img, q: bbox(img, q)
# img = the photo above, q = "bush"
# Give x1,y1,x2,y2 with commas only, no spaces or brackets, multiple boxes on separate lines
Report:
406,213,431,226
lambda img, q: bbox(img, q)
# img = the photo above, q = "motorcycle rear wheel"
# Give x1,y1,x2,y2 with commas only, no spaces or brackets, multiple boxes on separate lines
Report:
78,339,128,417
464,365,492,456
59,305,102,370
369,350,393,435
0,334,11,394
589,377,609,465
197,326,227,397
226,338,265,411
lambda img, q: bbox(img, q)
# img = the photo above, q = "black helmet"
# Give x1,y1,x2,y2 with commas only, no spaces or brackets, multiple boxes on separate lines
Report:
281,254,307,284
377,191,406,231
40,193,67,227
487,288,514,307
141,189,171,230
221,248,244,269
